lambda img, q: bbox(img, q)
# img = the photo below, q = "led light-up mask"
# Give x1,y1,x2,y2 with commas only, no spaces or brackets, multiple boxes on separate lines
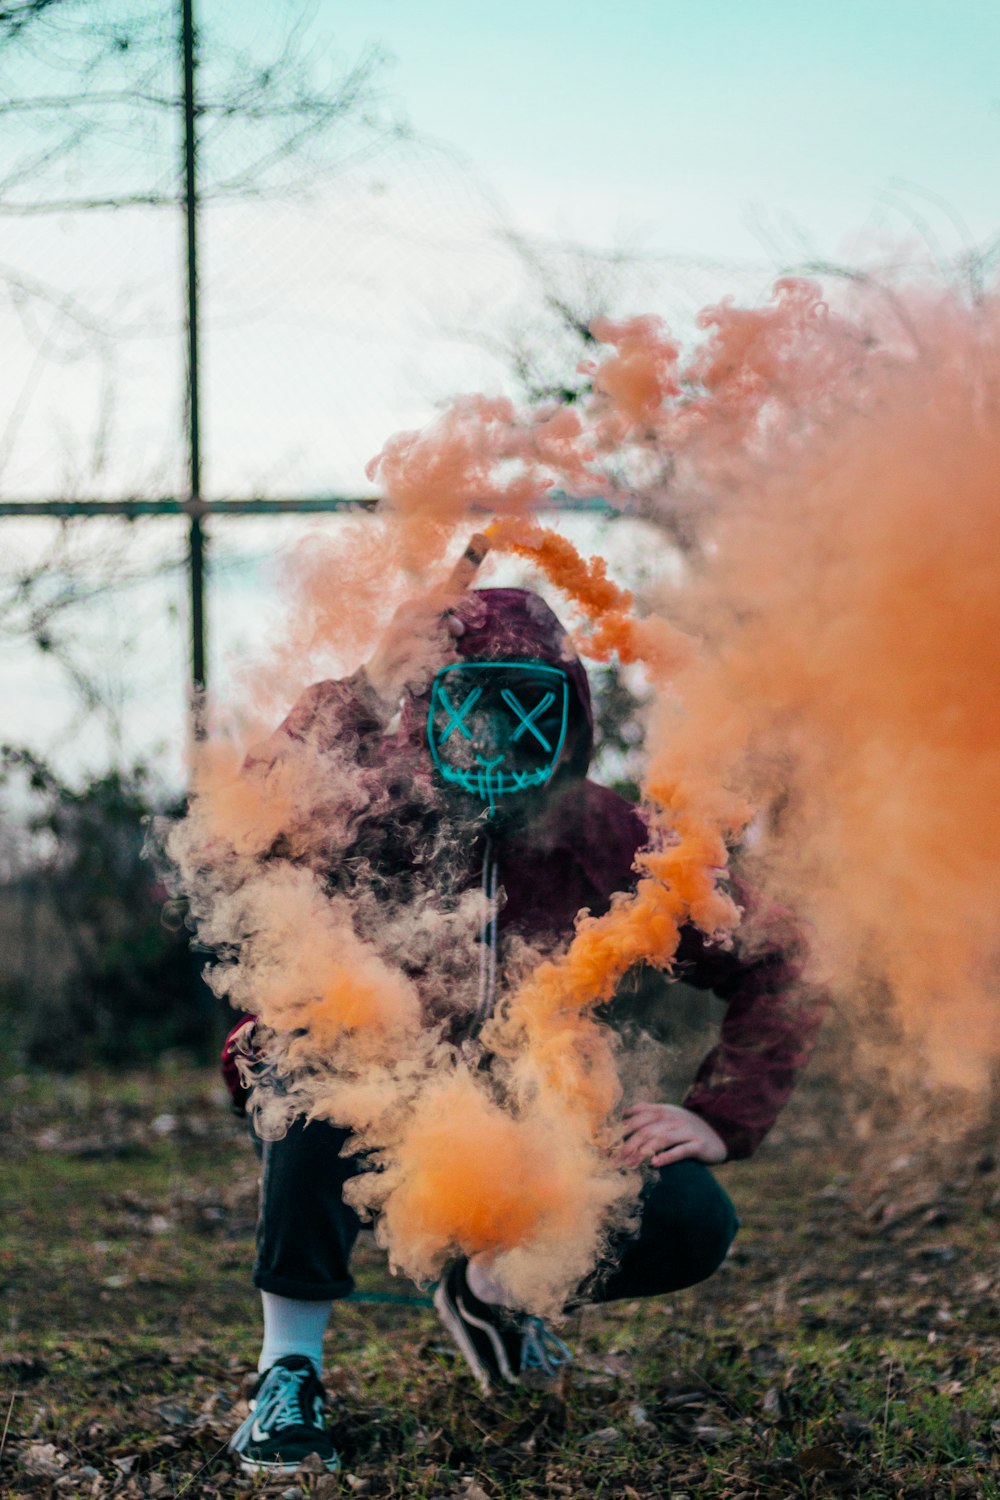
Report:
427,661,570,815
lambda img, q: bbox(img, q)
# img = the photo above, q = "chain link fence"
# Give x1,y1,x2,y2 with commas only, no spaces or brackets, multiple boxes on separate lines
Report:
0,1,777,1064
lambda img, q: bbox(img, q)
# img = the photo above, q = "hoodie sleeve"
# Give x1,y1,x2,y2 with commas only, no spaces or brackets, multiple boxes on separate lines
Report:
242,668,390,770
676,918,825,1160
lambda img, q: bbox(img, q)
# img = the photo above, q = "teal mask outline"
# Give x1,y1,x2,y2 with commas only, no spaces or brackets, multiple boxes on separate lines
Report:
427,661,570,816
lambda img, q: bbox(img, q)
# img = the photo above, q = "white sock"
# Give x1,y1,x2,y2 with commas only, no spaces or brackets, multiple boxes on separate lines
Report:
257,1292,332,1378
466,1256,512,1308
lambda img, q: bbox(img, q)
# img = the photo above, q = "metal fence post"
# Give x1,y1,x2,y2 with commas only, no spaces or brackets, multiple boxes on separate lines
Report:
181,0,206,729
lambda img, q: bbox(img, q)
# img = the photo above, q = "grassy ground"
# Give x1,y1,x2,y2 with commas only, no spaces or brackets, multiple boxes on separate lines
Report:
1,1063,999,1499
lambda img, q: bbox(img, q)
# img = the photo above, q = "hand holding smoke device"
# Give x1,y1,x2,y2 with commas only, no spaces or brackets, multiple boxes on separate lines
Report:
445,531,490,594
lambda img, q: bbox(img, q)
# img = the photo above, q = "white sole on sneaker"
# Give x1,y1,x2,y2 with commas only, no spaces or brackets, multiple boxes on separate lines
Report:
228,1397,341,1474
235,1453,341,1475
433,1278,517,1393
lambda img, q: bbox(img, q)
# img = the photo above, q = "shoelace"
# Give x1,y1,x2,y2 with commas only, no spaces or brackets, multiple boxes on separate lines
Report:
253,1364,318,1432
519,1316,573,1376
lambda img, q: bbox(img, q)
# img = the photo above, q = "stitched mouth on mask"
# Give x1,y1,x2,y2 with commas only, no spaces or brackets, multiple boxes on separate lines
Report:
438,762,555,798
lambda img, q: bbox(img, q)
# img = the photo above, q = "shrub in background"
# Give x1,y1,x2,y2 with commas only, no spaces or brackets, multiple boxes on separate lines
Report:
0,748,217,1071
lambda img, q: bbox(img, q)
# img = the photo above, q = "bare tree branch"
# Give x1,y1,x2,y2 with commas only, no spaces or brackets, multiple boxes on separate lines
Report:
0,0,63,32
0,88,175,110
0,0,402,733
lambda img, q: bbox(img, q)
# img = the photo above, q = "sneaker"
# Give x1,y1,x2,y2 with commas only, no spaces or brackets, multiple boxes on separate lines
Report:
433,1259,572,1394
229,1354,341,1474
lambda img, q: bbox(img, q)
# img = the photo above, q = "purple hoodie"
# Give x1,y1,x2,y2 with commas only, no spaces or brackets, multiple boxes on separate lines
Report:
222,588,821,1158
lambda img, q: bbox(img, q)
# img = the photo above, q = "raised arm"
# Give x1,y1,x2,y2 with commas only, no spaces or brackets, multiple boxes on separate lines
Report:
244,532,489,771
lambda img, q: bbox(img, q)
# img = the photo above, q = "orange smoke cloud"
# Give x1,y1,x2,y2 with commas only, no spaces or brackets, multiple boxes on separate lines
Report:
495,273,1000,1089
479,518,744,1147
365,395,597,557
192,863,423,1049
171,506,736,1311
169,263,1000,1320
654,283,1000,1086
356,1071,631,1306
588,314,681,440
324,513,745,1307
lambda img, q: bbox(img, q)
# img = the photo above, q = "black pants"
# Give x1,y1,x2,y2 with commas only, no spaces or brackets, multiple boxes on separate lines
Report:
252,1117,738,1304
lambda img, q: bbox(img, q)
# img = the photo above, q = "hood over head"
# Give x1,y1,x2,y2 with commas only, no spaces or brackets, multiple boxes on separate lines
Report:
452,588,593,779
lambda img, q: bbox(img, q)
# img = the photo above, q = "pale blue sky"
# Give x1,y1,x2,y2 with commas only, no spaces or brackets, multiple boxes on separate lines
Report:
4,0,1000,781
322,0,1000,258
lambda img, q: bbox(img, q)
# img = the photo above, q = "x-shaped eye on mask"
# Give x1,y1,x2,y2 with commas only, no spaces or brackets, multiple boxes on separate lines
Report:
501,687,557,750
427,661,570,815
437,685,482,744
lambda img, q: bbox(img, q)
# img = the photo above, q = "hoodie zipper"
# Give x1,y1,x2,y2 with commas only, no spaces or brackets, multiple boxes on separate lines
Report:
475,833,499,1028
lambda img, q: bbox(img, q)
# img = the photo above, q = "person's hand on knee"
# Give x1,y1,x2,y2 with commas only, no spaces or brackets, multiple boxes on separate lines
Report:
619,1102,727,1168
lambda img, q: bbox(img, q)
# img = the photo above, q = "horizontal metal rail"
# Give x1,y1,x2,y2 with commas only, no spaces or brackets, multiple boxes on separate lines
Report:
0,497,376,518
0,493,617,518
